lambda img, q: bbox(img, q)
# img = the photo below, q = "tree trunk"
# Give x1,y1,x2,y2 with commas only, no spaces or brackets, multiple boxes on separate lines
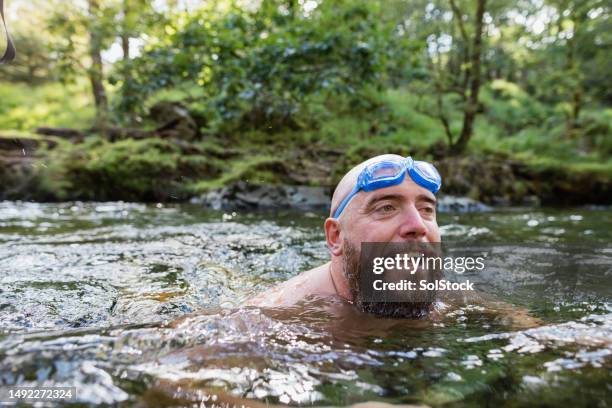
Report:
88,0,109,133
121,35,130,60
121,0,130,61
452,0,486,154
564,12,583,137
88,51,107,114
449,0,470,98
287,0,297,19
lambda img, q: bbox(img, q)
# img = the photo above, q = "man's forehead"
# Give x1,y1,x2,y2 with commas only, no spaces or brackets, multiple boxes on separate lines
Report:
330,154,406,216
352,177,436,208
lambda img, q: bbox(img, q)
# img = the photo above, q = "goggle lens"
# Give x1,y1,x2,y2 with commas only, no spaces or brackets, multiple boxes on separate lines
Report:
333,157,441,218
368,161,405,180
414,161,441,184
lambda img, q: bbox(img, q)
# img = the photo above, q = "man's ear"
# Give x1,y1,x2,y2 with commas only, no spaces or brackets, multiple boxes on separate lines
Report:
324,218,343,256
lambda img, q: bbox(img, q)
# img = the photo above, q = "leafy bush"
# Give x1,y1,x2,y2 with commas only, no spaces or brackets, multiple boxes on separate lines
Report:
580,108,612,157
38,138,183,201
116,0,399,133
481,80,551,134
0,81,94,130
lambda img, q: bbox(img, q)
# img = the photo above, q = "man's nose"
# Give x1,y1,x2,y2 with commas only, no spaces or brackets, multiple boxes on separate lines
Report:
397,206,427,241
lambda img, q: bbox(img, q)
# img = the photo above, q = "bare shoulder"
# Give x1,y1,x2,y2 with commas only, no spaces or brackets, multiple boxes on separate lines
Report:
243,262,333,307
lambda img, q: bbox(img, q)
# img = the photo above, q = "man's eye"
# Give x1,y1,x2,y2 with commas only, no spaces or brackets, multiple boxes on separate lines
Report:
376,204,396,213
420,206,435,215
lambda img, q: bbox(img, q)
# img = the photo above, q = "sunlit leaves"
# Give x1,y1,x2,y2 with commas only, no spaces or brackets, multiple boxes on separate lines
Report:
117,0,401,132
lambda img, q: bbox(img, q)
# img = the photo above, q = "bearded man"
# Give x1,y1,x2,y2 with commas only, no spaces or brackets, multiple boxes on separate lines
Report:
245,154,451,318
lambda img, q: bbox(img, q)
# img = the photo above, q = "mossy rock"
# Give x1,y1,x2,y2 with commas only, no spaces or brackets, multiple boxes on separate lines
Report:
435,156,527,204
150,101,199,141
34,137,223,201
520,164,612,205
0,156,39,200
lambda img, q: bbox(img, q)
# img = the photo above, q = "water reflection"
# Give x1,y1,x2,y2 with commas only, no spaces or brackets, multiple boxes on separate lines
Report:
0,202,610,405
1,297,610,406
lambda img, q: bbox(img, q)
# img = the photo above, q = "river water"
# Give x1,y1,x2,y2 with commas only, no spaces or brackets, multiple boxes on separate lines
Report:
0,202,610,406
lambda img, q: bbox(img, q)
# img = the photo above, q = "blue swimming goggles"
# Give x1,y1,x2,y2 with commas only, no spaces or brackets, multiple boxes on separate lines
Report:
333,156,442,219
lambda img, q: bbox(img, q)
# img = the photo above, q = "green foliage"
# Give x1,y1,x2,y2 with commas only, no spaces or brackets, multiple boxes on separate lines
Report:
0,0,610,204
0,28,56,83
382,89,449,149
118,0,401,132
38,138,182,201
186,155,291,194
482,80,551,133
0,81,94,130
580,108,612,156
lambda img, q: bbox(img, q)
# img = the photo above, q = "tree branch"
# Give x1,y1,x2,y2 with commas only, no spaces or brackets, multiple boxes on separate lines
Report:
450,0,471,95
449,0,469,44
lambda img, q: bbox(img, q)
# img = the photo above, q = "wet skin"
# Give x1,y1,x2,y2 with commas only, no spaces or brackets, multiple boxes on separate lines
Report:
243,179,508,315
157,159,545,407
245,175,441,308
156,295,542,407
244,154,541,329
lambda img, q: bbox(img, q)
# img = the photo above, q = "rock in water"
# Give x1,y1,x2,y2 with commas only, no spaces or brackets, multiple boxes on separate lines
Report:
436,195,492,213
191,182,331,211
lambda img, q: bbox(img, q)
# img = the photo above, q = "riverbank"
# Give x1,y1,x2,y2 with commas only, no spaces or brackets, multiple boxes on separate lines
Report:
1,132,610,207
2,79,610,207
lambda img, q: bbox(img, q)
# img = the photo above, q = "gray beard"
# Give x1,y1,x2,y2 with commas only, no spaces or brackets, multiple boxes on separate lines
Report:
341,239,435,319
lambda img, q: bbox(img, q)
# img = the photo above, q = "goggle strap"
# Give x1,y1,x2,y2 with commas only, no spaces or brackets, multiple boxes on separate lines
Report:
333,158,441,218
408,167,440,194
332,184,361,219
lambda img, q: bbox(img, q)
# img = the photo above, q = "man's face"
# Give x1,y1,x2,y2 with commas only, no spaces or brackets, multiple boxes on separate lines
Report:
340,176,440,244
338,176,441,317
